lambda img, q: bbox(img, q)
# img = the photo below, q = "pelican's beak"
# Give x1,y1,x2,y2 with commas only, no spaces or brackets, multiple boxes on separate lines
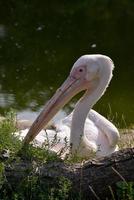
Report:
23,75,87,144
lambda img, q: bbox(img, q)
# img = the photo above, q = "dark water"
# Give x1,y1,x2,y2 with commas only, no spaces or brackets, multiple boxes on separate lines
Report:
0,1,134,127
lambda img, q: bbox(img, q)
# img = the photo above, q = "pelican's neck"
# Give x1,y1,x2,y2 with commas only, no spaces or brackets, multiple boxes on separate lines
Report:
70,71,112,151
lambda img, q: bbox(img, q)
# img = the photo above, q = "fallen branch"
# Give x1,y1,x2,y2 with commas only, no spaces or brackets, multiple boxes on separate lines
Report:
3,148,134,199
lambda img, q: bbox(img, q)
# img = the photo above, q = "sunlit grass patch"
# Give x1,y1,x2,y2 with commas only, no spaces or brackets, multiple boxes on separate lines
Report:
104,104,134,150
119,129,134,149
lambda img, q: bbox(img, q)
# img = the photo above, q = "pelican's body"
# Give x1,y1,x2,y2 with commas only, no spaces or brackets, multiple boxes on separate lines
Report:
21,54,120,158
17,108,118,158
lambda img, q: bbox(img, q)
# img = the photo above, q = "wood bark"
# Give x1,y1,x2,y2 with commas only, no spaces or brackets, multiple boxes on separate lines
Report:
4,148,134,199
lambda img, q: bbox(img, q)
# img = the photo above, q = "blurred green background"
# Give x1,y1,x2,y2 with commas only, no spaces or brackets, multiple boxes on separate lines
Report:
0,0,134,127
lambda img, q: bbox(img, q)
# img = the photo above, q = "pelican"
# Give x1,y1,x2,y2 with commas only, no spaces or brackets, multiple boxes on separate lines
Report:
22,54,120,158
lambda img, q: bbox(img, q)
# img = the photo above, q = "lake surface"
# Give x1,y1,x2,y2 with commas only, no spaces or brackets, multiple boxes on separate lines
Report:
0,1,134,127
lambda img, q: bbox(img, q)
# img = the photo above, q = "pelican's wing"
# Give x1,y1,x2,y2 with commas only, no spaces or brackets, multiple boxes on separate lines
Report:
87,109,120,147
84,109,119,157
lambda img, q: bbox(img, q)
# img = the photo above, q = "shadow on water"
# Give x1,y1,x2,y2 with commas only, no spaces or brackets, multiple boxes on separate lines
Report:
0,0,134,127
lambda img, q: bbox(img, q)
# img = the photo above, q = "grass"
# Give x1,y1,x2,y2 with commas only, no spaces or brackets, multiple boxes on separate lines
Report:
116,181,134,200
106,104,134,149
0,110,134,199
0,111,72,200
119,129,134,149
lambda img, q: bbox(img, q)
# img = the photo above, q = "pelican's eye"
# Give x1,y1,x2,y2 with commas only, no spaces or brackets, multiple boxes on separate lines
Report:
76,66,86,76
70,65,86,79
79,68,83,72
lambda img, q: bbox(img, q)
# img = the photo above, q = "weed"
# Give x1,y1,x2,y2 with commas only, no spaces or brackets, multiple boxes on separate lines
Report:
0,111,72,199
116,182,134,200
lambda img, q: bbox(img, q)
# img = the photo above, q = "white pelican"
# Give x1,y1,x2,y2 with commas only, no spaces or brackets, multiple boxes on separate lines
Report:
22,54,120,158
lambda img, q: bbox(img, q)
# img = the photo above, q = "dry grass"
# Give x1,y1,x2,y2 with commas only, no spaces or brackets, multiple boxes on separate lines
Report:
119,129,134,149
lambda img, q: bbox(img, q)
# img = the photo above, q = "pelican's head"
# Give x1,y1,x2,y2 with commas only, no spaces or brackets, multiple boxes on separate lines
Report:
71,54,114,88
23,54,114,144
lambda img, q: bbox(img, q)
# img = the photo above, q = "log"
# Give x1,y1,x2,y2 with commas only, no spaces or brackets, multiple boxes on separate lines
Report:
3,148,134,199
